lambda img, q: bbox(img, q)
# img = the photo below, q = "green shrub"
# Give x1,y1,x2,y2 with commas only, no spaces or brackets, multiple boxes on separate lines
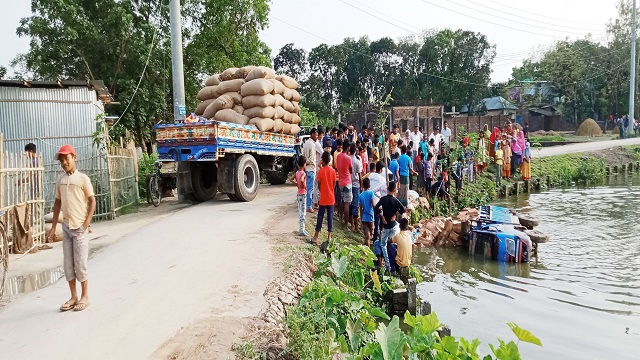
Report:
138,153,157,200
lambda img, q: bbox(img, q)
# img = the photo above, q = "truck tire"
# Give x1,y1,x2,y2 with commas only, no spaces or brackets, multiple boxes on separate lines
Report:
227,193,238,201
191,163,218,202
266,170,289,185
234,155,259,202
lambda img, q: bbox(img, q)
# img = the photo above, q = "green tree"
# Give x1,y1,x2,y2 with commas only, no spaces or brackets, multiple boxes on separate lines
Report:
274,43,308,81
0,66,6,78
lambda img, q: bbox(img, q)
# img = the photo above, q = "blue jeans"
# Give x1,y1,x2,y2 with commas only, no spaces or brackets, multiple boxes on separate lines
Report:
373,211,380,241
315,205,334,232
297,194,306,234
380,224,399,271
306,171,315,210
350,186,361,217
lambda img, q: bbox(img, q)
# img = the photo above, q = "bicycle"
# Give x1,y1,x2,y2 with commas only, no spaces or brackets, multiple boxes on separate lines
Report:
147,162,163,207
0,211,8,297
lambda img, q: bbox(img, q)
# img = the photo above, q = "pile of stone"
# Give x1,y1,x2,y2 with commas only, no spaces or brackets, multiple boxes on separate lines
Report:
194,65,302,135
412,208,480,248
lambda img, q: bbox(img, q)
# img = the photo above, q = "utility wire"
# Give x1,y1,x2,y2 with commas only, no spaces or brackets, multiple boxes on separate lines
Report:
485,0,603,26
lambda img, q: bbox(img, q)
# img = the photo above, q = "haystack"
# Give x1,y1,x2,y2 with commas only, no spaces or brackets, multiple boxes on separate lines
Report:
575,118,602,136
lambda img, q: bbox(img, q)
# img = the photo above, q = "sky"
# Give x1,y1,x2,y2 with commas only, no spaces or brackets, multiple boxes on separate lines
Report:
0,0,621,82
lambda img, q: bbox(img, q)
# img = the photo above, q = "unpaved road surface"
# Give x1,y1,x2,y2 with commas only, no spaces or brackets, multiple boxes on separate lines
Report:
0,185,293,360
535,137,640,157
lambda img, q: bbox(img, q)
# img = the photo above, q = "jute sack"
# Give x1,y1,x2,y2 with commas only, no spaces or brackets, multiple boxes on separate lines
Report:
244,106,276,119
282,111,293,124
240,78,274,97
270,79,287,95
204,74,221,86
233,105,245,115
217,79,245,94
44,211,64,223
249,117,275,132
203,95,234,119
282,122,292,134
291,101,300,113
235,66,256,79
242,94,276,108
245,66,276,82
44,223,63,242
274,106,287,119
215,109,250,125
282,99,295,113
274,94,286,107
291,114,301,125
196,86,218,101
276,74,300,90
225,91,243,105
290,124,302,135
291,89,301,102
195,99,215,116
283,88,294,101
273,118,285,132
220,67,240,81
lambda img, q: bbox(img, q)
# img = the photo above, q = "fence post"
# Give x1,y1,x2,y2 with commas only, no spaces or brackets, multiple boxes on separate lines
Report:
0,132,4,209
105,148,117,220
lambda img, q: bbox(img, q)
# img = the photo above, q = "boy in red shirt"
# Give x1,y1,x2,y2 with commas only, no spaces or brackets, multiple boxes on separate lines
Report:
312,151,336,251
337,141,353,225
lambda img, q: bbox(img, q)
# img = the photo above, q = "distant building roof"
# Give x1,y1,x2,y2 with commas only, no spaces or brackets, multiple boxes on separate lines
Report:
460,96,518,113
0,79,112,103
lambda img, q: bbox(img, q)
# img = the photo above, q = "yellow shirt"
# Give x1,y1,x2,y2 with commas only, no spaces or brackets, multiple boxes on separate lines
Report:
55,170,95,229
495,149,504,165
392,231,413,267
389,133,401,154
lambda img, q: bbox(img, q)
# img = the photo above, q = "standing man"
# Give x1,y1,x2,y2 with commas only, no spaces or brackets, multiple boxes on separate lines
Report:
48,145,96,312
441,121,452,148
428,127,442,155
337,141,353,225
410,125,422,163
349,143,363,232
313,127,325,209
375,181,405,273
389,124,401,155
19,143,39,199
303,128,318,213
397,145,417,206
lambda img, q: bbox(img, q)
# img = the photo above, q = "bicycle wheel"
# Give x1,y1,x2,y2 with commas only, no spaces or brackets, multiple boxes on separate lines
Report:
0,223,8,297
148,173,162,207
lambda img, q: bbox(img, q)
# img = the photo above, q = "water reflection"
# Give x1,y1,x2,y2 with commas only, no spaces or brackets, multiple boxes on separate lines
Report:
5,266,65,297
416,175,640,359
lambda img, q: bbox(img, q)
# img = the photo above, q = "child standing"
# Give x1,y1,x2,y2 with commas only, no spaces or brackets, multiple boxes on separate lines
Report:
495,143,504,187
358,178,376,247
290,156,308,236
424,152,434,196
392,218,414,284
312,151,336,250
502,140,512,178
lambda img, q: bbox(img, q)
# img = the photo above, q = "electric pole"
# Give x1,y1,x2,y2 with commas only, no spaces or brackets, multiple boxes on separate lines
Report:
169,0,186,121
629,0,637,136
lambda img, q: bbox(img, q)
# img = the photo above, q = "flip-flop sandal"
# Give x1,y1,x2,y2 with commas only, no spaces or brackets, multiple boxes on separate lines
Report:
60,301,76,312
306,238,317,245
73,302,89,312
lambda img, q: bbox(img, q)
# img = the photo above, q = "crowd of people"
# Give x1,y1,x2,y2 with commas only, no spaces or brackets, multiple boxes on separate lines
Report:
290,120,532,280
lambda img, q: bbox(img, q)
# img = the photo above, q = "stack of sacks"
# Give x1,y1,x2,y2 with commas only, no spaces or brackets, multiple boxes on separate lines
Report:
411,207,481,248
194,66,302,135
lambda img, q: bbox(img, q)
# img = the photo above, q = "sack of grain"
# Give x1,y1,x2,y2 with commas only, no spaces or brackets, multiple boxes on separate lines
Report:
276,74,299,90
291,114,301,125
204,74,222,86
282,111,293,124
249,117,275,132
245,66,276,82
274,94,286,107
282,122,292,134
203,94,235,118
235,65,256,79
220,67,240,81
215,109,250,125
217,79,245,94
44,211,63,223
225,91,242,105
233,105,244,115
290,124,302,135
283,88,294,101
291,101,300,113
291,90,301,102
44,223,63,242
244,106,276,119
195,99,215,116
282,99,295,113
274,106,286,119
273,118,285,132
242,94,276,108
270,79,287,95
196,86,218,101
240,78,275,97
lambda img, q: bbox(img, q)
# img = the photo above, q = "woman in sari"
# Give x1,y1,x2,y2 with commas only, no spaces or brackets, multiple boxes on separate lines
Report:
521,142,531,180
477,131,488,173
489,127,500,160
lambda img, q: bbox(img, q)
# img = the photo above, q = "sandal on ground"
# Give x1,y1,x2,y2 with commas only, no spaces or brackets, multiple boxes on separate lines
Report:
306,238,317,245
60,300,77,312
73,302,89,312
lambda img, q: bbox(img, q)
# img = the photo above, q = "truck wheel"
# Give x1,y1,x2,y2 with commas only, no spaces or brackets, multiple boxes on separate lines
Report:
227,193,238,201
191,163,218,202
234,155,259,202
267,170,289,185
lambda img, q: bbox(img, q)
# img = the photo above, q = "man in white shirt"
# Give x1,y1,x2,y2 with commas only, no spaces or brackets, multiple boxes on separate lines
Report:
441,121,452,147
313,127,325,208
409,125,422,163
302,128,318,213
428,127,442,155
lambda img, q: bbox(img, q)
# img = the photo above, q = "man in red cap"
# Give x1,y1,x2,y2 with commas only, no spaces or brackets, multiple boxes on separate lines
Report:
47,144,96,312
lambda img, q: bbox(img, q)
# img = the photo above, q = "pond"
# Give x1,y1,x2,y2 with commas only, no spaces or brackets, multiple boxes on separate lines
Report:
415,176,640,359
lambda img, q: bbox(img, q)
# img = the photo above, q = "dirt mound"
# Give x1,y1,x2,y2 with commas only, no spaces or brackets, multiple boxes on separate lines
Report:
575,118,603,136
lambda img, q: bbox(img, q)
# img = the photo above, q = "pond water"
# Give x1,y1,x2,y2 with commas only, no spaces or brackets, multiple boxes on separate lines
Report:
415,176,640,359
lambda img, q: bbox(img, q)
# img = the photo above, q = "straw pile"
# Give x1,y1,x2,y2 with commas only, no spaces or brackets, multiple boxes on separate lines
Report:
575,118,602,136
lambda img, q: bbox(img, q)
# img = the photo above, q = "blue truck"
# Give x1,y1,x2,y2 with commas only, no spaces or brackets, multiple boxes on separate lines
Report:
155,119,298,202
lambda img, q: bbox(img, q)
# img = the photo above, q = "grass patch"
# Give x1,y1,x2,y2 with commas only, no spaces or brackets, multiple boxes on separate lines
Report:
231,341,263,360
529,135,566,142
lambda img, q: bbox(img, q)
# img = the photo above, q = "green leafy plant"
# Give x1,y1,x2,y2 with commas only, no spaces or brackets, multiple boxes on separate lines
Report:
137,153,157,201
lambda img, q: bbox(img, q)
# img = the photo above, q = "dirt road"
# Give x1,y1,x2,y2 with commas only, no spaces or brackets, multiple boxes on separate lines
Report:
0,185,293,360
534,137,640,157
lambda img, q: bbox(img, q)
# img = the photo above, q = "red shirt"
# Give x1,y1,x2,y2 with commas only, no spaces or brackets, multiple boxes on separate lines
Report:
337,152,352,187
317,166,336,206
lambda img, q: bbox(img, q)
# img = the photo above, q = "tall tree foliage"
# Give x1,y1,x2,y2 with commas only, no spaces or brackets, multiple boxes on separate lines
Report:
14,0,270,147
